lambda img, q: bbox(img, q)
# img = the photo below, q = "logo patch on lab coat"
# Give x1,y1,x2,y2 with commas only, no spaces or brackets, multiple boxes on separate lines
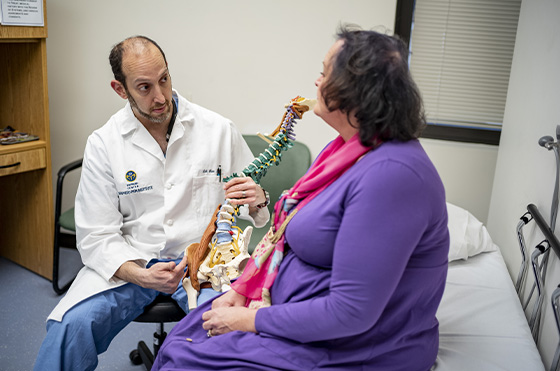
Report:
118,180,153,196
125,170,137,182
118,170,153,196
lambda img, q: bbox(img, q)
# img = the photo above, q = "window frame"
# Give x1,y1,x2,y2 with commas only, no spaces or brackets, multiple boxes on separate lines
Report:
394,0,502,146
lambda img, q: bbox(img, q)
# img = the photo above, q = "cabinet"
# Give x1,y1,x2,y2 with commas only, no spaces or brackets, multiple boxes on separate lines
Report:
0,0,53,279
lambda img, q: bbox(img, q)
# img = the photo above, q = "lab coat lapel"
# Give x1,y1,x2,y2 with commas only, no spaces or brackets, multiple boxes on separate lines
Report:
166,91,193,148
119,103,165,162
131,124,166,162
167,114,186,148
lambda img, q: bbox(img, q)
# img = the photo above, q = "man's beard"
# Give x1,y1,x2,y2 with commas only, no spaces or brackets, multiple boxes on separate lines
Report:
127,90,171,124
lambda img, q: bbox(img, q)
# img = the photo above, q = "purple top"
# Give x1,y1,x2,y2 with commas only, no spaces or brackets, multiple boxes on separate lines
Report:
153,139,449,371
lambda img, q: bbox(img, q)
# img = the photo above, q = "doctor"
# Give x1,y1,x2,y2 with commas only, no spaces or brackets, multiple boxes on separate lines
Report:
34,36,269,371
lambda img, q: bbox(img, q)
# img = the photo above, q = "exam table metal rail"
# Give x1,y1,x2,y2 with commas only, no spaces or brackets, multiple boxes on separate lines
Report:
527,204,560,259
515,130,560,370
525,204,560,371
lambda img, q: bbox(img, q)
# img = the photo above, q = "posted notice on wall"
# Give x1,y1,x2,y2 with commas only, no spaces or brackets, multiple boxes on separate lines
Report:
0,0,44,26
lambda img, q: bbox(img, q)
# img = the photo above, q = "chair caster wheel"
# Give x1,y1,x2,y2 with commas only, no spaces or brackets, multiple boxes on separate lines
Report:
129,349,142,365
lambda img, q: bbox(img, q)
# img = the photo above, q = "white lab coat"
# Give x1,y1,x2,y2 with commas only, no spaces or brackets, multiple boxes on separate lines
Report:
49,91,268,322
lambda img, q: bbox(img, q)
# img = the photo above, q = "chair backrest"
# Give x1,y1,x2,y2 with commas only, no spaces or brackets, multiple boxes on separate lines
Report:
237,135,312,252
242,134,312,216
53,158,83,295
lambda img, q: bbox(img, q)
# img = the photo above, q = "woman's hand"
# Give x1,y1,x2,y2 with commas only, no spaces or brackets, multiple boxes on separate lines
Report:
224,176,266,208
202,306,258,336
212,289,247,309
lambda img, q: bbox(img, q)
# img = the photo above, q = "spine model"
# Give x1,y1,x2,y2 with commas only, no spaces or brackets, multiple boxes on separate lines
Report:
224,96,316,185
182,96,316,310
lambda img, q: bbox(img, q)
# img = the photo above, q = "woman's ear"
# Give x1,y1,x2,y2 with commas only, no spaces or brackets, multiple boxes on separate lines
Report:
111,80,128,100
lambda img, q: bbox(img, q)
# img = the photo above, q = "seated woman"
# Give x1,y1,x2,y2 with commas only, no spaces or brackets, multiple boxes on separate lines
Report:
153,26,449,371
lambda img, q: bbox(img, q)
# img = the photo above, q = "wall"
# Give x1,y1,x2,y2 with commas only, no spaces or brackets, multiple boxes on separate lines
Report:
46,0,396,210
487,0,560,366
45,0,499,221
421,139,498,224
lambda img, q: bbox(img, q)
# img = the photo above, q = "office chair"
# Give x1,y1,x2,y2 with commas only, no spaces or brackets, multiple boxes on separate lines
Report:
53,158,83,295
238,134,312,252
129,295,186,370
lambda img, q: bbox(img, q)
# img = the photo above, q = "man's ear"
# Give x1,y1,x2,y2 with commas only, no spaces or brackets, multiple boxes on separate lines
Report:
111,80,128,100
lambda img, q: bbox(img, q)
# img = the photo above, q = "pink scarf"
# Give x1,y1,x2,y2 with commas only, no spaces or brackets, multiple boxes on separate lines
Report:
231,133,372,304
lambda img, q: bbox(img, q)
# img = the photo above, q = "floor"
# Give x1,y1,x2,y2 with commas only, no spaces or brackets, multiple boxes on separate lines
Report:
0,248,174,371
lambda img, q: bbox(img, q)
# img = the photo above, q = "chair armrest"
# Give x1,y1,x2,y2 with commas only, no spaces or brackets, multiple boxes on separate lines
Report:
58,159,83,178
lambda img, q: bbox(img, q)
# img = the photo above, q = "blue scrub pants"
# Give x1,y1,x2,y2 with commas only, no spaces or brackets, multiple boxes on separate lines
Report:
33,259,220,371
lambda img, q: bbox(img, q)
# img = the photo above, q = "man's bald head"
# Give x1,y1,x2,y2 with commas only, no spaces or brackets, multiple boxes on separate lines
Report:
109,36,168,89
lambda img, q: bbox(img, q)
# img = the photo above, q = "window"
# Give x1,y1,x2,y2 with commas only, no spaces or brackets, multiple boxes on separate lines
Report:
394,0,522,145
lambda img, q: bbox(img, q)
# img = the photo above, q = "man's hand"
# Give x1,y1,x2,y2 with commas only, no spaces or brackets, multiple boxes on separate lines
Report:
114,255,187,294
224,177,266,208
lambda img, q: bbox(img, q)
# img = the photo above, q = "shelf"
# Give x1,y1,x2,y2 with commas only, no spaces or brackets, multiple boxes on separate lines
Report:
0,0,47,40
0,0,53,280
0,139,48,154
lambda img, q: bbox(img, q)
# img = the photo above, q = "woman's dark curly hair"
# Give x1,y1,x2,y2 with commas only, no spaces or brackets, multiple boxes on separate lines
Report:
321,26,426,146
